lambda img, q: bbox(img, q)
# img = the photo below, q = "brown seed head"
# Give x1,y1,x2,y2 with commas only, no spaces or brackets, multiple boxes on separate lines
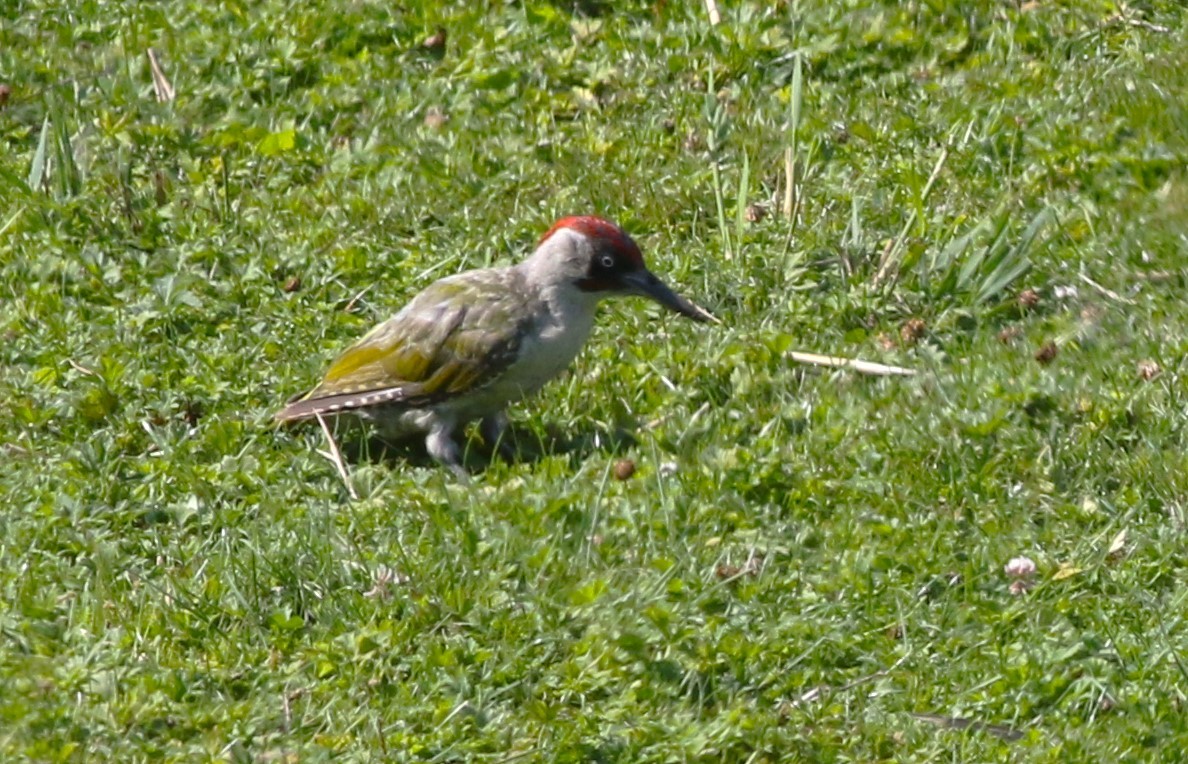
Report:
423,107,448,130
1137,359,1161,381
182,400,204,427
612,459,636,481
1017,288,1040,310
997,326,1023,344
900,318,927,344
1035,341,1058,365
422,27,447,51
715,563,742,580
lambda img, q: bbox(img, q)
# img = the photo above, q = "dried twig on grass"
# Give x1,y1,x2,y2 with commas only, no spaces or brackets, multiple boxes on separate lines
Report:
316,414,358,500
147,48,175,102
1077,272,1135,305
704,0,721,25
789,351,916,377
911,713,1025,742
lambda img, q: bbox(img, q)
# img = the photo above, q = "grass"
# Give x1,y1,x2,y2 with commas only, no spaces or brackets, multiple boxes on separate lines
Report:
2,0,1187,760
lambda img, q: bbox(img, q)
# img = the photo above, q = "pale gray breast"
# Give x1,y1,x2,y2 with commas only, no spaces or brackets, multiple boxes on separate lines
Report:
489,293,598,402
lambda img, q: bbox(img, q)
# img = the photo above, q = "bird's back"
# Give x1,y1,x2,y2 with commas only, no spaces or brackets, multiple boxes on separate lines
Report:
275,267,540,423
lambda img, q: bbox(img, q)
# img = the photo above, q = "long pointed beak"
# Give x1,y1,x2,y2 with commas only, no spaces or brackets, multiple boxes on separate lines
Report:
620,270,716,323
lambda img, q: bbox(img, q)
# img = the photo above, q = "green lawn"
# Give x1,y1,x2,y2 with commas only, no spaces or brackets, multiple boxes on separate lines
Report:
3,1,1187,760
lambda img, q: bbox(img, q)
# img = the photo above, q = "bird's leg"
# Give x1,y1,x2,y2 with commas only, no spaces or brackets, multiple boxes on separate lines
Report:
425,420,469,482
480,411,516,460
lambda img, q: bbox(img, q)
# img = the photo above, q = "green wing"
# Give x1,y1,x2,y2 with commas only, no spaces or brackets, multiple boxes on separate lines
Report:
279,270,534,419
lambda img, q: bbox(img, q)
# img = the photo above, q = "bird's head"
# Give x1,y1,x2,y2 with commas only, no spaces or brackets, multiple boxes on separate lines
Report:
525,215,712,322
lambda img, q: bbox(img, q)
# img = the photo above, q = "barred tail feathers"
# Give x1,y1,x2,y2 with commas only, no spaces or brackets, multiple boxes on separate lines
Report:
273,387,411,423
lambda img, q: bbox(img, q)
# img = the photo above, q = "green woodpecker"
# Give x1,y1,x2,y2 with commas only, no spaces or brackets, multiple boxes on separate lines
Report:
275,216,711,478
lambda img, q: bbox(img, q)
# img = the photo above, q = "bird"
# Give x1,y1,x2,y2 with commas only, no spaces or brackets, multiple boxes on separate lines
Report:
275,215,712,479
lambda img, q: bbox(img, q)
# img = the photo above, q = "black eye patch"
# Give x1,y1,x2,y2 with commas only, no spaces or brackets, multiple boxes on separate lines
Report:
577,246,636,292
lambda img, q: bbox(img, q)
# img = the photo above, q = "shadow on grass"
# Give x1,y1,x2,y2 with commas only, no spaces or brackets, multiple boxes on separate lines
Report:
338,421,638,476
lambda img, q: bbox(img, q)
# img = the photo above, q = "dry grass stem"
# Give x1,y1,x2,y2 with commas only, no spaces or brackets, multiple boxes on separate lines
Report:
789,351,917,377
316,414,358,500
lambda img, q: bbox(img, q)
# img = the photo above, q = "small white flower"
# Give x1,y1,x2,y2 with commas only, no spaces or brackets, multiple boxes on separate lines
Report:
659,461,679,477
1053,285,1079,300
1004,556,1037,579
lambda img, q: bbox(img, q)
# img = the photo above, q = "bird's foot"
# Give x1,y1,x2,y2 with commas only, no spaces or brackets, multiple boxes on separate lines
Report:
426,424,471,483
480,412,517,461
446,461,471,484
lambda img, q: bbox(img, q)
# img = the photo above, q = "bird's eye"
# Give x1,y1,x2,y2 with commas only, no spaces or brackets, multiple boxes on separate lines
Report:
599,255,615,268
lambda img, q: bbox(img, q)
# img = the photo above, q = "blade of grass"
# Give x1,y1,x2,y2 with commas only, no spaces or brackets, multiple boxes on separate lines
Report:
0,207,24,240
27,116,50,191
733,151,750,261
927,219,985,298
836,194,863,280
704,65,733,260
954,218,1003,293
49,97,81,198
874,146,949,288
782,51,803,222
974,207,1051,303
